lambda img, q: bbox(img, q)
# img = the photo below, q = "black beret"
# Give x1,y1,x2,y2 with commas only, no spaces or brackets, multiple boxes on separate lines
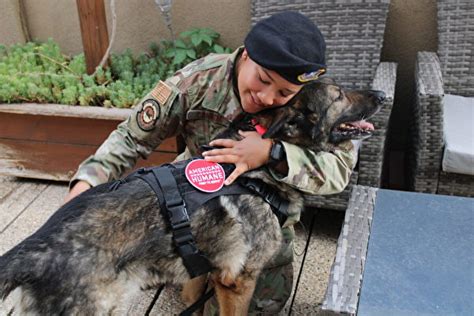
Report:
244,11,326,85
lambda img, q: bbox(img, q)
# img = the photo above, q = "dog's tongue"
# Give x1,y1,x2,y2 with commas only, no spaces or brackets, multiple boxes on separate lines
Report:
251,118,268,135
349,120,374,130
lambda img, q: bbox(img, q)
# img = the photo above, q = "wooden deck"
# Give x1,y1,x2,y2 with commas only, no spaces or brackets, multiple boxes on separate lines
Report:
0,175,343,315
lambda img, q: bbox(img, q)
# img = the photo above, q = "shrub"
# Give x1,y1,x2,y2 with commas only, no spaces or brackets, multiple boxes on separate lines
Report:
0,28,231,108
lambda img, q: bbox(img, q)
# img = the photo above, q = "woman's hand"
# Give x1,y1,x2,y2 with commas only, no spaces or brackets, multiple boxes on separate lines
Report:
64,180,91,204
202,130,272,185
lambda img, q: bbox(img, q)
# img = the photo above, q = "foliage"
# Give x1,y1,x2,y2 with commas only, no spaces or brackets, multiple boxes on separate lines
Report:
0,28,231,108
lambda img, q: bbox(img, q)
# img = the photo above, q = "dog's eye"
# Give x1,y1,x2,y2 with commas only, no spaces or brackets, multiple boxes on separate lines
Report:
335,91,344,101
308,113,319,124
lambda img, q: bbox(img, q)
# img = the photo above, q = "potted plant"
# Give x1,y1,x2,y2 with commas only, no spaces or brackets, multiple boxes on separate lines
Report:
0,28,231,181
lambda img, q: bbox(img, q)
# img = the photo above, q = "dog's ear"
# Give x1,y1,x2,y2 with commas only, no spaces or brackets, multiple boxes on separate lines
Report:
317,77,336,85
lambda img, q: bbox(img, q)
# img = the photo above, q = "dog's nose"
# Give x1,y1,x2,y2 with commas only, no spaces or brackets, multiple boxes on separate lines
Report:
368,90,386,104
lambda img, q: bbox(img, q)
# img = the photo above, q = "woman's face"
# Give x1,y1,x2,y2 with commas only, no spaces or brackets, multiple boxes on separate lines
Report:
237,50,303,114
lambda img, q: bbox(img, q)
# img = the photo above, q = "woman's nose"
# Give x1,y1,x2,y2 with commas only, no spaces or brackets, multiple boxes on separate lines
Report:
257,89,275,107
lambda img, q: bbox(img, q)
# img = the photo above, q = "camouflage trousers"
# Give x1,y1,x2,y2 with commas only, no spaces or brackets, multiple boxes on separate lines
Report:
204,226,295,315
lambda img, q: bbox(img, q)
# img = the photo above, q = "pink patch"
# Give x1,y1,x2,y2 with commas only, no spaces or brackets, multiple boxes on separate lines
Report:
185,159,225,193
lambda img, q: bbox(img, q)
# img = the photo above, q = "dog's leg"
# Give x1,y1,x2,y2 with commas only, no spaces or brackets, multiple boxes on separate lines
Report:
181,274,208,308
212,270,257,316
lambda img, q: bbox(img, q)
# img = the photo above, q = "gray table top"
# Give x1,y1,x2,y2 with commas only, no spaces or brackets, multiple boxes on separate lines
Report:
358,189,474,316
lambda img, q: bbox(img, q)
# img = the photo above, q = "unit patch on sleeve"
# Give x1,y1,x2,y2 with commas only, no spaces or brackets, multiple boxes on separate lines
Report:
137,99,160,131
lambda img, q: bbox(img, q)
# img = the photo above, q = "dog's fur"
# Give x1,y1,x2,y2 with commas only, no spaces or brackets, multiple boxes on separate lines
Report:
0,79,385,315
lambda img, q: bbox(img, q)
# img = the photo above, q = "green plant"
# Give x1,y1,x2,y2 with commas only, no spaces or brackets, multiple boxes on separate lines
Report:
160,28,231,72
0,28,231,108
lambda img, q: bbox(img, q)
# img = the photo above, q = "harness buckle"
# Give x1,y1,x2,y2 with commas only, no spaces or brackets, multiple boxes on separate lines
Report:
168,203,190,230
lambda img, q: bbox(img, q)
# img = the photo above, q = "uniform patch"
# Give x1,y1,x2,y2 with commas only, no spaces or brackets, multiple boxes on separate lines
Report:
185,159,225,193
297,68,326,83
137,99,160,131
151,80,173,105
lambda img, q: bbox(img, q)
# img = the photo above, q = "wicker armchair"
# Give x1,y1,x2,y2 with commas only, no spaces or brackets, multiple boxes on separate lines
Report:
251,0,397,210
409,0,474,197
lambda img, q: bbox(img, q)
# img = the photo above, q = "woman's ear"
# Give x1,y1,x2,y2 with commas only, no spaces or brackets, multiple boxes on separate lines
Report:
242,49,249,60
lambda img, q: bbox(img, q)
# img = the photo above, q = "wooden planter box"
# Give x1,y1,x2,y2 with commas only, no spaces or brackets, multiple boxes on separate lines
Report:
0,103,179,181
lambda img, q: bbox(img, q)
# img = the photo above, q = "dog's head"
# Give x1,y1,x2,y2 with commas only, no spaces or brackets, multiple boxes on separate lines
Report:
257,78,386,152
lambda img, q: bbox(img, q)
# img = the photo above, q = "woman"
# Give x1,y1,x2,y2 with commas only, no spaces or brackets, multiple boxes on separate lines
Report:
66,11,356,314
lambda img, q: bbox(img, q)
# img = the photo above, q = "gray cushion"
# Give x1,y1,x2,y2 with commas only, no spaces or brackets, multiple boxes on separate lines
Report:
442,94,474,175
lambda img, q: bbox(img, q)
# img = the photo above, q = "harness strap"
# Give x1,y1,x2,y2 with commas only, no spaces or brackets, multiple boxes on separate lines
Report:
138,167,213,279
115,165,290,228
111,164,290,279
239,177,290,226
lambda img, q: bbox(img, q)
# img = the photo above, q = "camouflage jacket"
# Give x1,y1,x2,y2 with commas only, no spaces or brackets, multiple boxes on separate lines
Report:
72,47,356,205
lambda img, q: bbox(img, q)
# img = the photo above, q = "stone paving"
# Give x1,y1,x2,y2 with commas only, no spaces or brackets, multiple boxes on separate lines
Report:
0,175,344,315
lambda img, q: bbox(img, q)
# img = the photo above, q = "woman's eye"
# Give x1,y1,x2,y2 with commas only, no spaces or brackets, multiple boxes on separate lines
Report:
259,75,270,85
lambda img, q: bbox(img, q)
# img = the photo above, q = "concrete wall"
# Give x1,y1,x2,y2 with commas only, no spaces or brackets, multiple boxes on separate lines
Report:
1,0,26,45
2,0,250,54
0,0,438,189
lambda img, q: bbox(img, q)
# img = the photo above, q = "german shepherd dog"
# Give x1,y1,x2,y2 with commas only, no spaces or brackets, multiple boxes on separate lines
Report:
0,79,385,315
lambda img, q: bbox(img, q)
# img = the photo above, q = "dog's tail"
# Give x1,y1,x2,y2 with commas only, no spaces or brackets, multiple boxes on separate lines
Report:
0,249,27,300
0,244,41,300
0,253,19,300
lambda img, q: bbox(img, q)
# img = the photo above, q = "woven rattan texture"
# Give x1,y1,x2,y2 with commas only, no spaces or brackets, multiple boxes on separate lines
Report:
437,0,474,97
358,62,397,187
251,0,395,209
322,185,377,314
410,0,474,197
438,172,474,196
251,0,390,90
410,52,444,194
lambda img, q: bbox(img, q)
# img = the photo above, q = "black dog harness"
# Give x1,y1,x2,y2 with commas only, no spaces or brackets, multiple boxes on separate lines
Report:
111,159,289,279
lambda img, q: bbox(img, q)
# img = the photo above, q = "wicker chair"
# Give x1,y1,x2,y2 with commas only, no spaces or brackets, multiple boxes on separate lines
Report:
409,0,474,197
251,0,397,210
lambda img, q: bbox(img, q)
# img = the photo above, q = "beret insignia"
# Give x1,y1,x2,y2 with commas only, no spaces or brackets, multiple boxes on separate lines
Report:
137,99,160,131
297,68,326,83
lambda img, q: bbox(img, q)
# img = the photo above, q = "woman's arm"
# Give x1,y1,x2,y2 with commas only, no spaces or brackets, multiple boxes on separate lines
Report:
270,141,356,195
68,79,183,191
203,131,356,195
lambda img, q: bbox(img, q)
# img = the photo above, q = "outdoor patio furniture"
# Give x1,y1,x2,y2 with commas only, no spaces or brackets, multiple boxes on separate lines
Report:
322,185,473,315
251,0,397,210
409,0,474,197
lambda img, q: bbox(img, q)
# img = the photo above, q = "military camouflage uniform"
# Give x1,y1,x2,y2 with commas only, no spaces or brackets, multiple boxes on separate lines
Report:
72,47,356,314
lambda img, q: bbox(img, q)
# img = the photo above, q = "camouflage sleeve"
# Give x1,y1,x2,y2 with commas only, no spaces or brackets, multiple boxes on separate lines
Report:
70,77,184,187
269,141,357,195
